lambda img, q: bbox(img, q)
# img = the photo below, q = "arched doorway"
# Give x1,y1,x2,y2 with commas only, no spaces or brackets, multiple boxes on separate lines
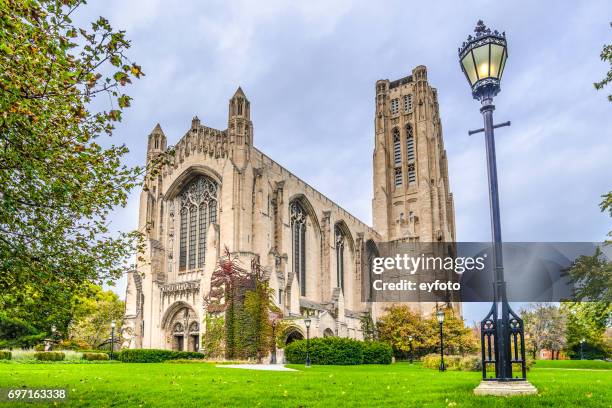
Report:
285,328,304,345
162,302,199,351
323,328,335,337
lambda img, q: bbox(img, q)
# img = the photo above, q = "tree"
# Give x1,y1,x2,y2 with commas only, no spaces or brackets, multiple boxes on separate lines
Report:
594,23,612,102
567,247,612,303
67,284,124,349
377,305,433,359
562,302,611,359
521,303,567,359
427,309,478,356
360,312,377,341
0,0,165,331
376,305,476,359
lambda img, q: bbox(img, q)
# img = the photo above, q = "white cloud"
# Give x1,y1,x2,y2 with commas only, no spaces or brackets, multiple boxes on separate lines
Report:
76,1,612,324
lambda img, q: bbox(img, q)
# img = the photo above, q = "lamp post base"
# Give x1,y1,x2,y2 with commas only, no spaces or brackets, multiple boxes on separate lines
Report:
474,380,538,396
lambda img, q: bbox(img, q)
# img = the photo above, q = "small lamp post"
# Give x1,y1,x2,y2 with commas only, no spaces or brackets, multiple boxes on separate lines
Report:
580,338,585,360
270,319,278,364
48,325,57,351
304,317,311,367
110,320,116,360
408,335,414,364
436,310,445,372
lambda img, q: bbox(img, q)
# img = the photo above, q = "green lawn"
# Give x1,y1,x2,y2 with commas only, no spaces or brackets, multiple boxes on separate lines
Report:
531,359,611,370
0,361,610,407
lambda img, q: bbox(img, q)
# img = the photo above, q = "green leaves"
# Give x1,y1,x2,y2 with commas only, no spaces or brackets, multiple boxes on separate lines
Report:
0,0,146,332
117,94,131,108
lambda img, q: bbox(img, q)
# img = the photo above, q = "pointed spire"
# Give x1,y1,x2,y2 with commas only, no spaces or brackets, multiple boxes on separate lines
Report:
150,123,164,135
233,86,246,98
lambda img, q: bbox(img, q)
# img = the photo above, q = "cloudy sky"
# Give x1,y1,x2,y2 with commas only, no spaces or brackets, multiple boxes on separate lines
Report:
76,1,611,323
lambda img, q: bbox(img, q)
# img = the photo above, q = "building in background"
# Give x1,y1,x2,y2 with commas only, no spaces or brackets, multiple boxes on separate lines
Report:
122,65,456,351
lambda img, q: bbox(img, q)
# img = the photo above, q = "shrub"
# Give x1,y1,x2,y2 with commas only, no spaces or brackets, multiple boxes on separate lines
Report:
0,351,11,360
423,353,532,373
118,349,205,363
78,349,111,356
459,355,482,371
362,341,393,364
285,337,363,365
82,352,110,361
422,353,461,370
34,352,65,361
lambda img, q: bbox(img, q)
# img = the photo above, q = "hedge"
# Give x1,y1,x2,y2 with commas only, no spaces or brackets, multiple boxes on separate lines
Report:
285,337,363,365
362,341,393,364
285,338,393,365
0,351,11,360
422,354,533,372
78,349,111,356
34,352,65,361
82,352,110,361
118,349,205,363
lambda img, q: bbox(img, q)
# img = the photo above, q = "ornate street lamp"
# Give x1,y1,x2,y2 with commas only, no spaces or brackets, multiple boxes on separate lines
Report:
436,310,445,372
408,335,414,364
580,338,586,360
110,320,116,360
459,21,533,392
304,317,311,368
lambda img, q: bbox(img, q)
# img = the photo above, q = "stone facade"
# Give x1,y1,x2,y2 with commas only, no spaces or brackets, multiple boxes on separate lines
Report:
122,66,455,351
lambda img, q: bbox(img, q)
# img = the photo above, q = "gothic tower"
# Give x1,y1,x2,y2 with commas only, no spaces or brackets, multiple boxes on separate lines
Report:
372,66,455,243
228,86,253,169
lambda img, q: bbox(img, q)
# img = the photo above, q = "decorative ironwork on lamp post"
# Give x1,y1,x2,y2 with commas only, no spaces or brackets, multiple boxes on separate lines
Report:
458,20,527,381
304,317,311,367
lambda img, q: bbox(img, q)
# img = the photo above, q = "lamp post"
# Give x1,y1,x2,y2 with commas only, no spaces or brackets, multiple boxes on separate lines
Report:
437,310,445,372
408,335,414,364
270,320,278,364
110,320,116,360
49,325,57,351
304,317,311,367
459,20,528,383
580,338,585,360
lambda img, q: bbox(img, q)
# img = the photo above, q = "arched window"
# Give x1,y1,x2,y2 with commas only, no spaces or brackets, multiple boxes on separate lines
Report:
366,240,379,301
406,125,416,183
393,128,402,186
403,94,413,112
290,201,307,296
178,176,218,271
393,128,401,166
335,225,345,292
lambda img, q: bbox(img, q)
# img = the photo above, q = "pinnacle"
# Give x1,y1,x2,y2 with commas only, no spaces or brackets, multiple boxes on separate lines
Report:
150,123,164,135
233,86,246,98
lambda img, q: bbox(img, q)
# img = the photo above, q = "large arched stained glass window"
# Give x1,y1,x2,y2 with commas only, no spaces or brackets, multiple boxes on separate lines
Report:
178,176,218,271
335,225,345,292
290,201,307,296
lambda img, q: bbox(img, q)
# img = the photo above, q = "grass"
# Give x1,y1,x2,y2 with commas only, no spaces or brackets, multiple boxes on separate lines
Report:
0,361,609,407
532,359,611,370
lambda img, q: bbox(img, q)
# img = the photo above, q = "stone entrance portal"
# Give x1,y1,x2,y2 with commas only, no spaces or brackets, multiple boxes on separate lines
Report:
285,328,304,345
163,302,199,351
